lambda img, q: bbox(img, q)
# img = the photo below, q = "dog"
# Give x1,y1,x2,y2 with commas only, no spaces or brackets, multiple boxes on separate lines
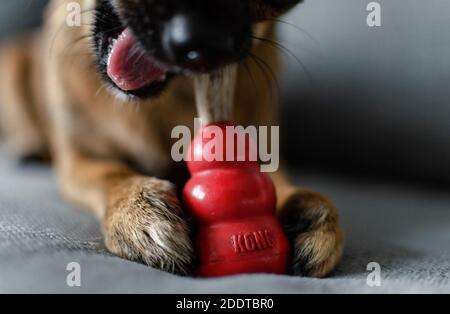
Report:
0,0,343,276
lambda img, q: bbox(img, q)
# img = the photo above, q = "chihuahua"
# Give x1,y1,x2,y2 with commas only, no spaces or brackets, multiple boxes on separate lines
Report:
0,0,343,276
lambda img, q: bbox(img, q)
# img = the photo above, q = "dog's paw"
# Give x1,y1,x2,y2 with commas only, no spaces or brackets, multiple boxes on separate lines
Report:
103,177,193,275
278,189,344,277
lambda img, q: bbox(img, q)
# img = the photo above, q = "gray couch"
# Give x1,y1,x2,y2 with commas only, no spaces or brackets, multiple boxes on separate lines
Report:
1,0,450,293
1,151,450,293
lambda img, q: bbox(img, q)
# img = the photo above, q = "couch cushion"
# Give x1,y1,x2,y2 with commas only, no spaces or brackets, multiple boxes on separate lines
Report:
1,151,449,293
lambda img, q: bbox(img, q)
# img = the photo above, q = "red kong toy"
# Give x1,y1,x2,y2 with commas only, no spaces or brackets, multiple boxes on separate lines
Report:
183,122,290,277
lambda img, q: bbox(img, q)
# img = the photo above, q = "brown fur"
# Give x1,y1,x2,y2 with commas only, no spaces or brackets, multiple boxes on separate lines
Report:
0,0,343,277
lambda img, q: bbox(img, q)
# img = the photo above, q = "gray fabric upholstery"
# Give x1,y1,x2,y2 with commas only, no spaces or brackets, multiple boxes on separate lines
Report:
1,150,449,293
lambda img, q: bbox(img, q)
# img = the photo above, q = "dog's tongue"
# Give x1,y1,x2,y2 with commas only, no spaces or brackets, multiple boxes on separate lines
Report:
107,28,168,91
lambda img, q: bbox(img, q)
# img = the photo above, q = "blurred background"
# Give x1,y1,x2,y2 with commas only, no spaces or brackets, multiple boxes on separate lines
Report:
0,0,46,38
280,0,450,186
1,0,449,186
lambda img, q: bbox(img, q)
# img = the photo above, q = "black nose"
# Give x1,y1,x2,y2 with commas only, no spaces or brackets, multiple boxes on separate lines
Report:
162,14,247,72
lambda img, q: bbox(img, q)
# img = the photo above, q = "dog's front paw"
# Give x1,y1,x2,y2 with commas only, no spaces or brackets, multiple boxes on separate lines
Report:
278,189,344,277
103,177,194,275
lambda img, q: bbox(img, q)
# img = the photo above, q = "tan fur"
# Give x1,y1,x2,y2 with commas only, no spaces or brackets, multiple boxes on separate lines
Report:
0,0,343,277
194,65,238,123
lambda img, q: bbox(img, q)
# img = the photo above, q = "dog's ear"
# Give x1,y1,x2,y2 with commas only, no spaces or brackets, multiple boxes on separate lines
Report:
249,0,303,21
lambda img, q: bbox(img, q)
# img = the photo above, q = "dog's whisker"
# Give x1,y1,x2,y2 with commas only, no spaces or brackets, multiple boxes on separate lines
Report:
125,44,145,64
249,51,281,98
95,24,126,36
265,18,319,46
241,58,258,97
251,35,313,84
64,34,92,51
95,83,108,98
247,51,276,103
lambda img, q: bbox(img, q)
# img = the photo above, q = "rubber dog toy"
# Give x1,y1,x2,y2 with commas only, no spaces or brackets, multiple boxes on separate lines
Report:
186,67,290,277
183,121,289,277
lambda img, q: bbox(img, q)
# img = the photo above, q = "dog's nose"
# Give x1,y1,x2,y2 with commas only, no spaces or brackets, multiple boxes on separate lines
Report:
162,14,242,72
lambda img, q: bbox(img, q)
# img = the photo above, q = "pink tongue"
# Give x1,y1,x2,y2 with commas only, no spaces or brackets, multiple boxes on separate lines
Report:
107,28,168,91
